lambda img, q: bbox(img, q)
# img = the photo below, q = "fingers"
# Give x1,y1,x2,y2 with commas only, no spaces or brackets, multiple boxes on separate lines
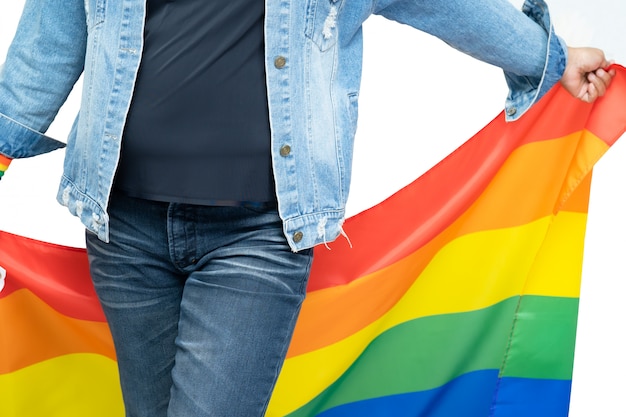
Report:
586,66,614,101
583,81,597,103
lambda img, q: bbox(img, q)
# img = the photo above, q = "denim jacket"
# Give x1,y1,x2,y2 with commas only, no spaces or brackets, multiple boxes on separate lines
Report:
0,0,566,251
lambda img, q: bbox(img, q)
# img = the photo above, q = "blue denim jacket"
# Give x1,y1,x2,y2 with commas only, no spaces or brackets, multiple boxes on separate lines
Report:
0,0,566,251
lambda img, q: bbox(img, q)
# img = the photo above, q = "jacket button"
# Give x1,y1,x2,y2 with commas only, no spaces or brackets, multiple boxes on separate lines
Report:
274,56,287,69
293,231,303,243
279,145,291,157
506,107,517,116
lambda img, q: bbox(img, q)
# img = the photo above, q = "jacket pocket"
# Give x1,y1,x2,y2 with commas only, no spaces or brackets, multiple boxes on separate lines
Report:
304,0,343,52
85,0,106,28
347,92,359,137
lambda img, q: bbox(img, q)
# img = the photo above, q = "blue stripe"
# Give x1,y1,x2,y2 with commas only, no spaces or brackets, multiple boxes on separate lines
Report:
313,371,571,417
491,377,572,417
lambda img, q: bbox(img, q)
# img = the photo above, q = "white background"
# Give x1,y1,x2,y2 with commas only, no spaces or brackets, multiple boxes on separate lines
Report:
1,1,624,415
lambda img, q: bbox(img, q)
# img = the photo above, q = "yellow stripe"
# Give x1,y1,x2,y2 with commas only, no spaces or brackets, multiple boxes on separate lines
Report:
0,354,124,417
268,211,586,416
524,210,586,296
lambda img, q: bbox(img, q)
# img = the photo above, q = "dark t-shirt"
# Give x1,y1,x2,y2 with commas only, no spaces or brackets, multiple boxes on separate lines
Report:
114,0,275,204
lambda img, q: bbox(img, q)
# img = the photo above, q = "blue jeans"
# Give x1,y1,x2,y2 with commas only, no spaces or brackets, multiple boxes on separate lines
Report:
85,192,314,417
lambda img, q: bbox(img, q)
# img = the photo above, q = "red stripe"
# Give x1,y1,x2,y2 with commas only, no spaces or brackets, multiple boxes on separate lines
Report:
0,231,105,322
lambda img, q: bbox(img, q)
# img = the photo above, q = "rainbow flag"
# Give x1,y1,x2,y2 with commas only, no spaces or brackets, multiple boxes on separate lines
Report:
1,66,625,417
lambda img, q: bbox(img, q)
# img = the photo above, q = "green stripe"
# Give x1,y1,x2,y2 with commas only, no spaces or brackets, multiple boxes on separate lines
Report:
287,295,578,417
500,295,579,379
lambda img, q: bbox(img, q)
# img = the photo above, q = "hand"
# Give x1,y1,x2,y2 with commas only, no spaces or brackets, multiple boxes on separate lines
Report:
560,47,615,103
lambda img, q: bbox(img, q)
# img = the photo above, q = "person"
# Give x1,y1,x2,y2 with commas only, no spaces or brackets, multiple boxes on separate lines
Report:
0,0,615,416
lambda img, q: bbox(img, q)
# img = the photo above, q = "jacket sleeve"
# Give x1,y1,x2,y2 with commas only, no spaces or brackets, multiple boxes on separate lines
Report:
374,0,567,121
0,0,87,160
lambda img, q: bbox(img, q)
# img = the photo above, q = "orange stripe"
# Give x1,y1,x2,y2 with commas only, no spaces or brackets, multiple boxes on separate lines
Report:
561,171,592,213
0,154,11,167
0,289,115,374
465,130,606,222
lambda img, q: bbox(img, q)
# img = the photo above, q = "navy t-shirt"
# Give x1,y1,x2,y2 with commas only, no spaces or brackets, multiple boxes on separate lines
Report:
114,0,275,204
